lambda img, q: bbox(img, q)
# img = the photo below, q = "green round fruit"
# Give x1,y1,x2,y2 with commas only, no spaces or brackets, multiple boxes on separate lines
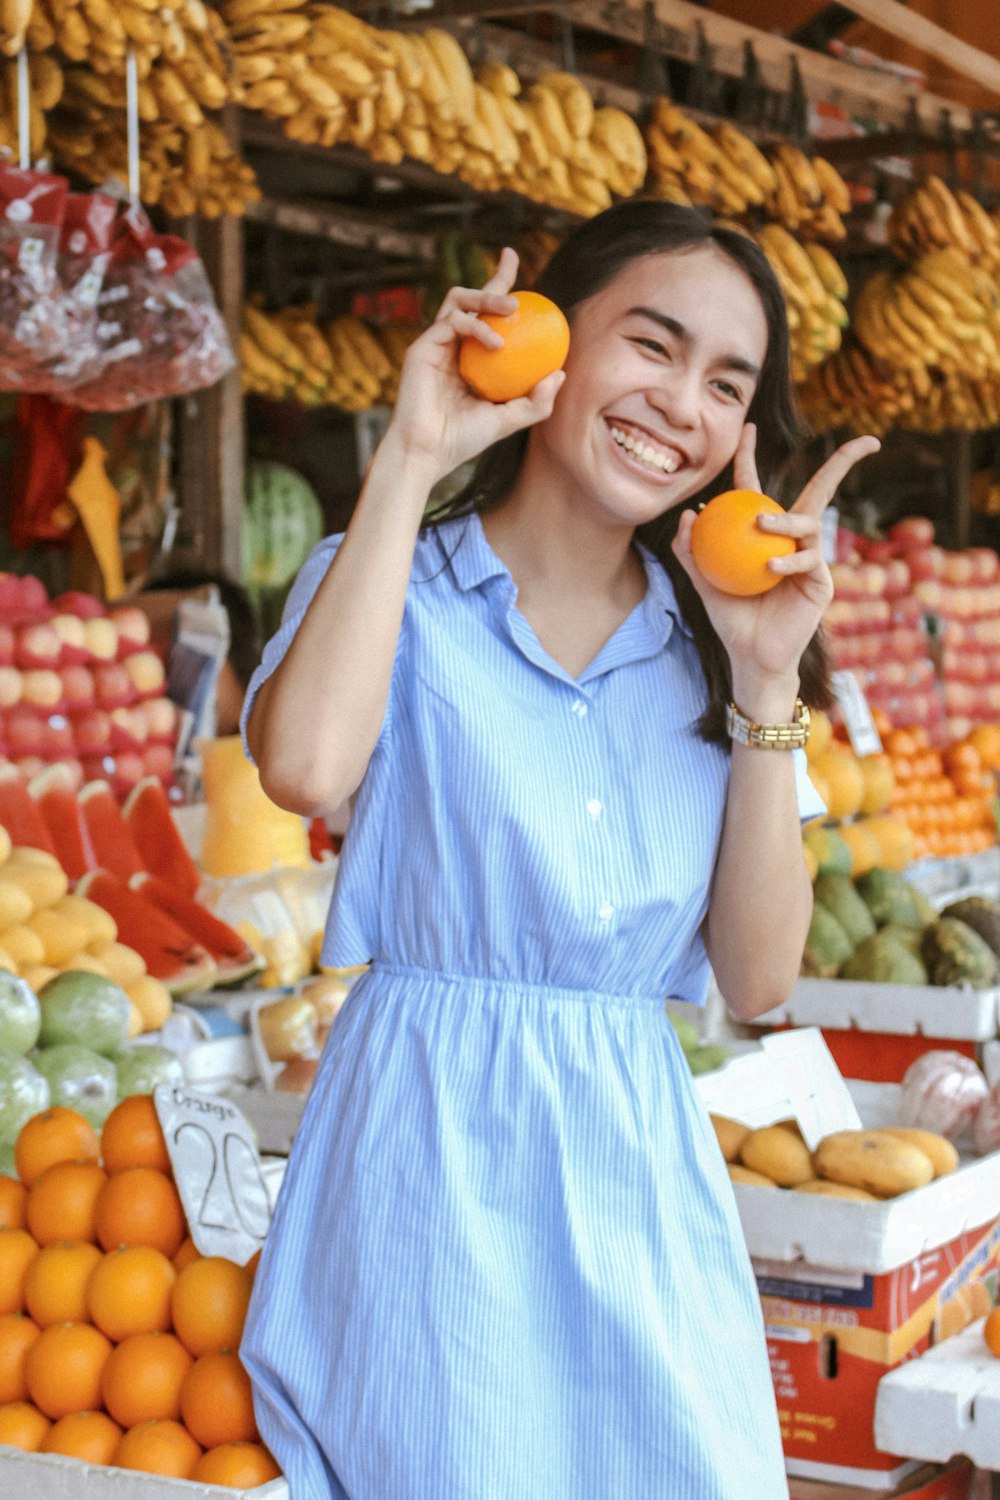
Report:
38,971,131,1057
0,1049,50,1145
0,971,41,1056
33,1043,117,1129
112,1045,184,1099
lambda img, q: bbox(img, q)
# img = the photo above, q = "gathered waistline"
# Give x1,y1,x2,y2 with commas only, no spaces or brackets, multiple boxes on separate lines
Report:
368,960,668,1010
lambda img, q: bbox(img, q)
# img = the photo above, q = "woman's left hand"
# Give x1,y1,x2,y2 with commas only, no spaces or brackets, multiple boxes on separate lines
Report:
672,424,880,705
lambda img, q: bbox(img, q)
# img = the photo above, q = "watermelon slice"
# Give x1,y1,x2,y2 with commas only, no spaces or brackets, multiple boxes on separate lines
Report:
130,873,264,986
77,870,217,995
122,777,200,898
79,780,146,879
0,767,58,855
30,765,97,880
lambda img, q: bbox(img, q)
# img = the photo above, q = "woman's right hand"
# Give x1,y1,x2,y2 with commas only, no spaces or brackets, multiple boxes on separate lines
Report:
384,246,566,486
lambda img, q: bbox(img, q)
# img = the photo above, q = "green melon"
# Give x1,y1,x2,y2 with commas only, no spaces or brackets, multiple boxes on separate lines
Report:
242,462,324,590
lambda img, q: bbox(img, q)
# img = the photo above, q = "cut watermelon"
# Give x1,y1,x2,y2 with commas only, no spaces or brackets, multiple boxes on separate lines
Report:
122,777,200,898
77,870,217,995
0,768,58,855
79,780,146,879
30,765,97,879
131,873,264,985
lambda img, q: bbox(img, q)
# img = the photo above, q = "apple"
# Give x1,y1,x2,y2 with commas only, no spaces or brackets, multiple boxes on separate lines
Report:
93,662,135,709
138,697,178,741
72,708,112,754
864,539,900,564
49,613,88,665
15,623,61,671
14,756,45,783
967,549,999,585
80,753,116,784
53,590,106,621
59,665,95,710
4,705,44,756
82,617,119,662
16,575,49,621
0,625,14,667
110,708,144,751
885,560,911,598
943,553,975,587
123,650,165,698
111,752,145,796
857,563,888,597
0,575,21,619
890,516,935,547
836,528,862,565
21,670,63,710
986,684,1000,714
904,546,946,582
108,606,151,652
830,563,861,600
912,580,943,611
141,743,175,781
880,662,907,689
0,668,22,709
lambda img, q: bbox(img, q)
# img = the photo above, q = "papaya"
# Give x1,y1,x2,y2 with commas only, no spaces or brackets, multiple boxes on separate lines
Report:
802,825,852,879
812,1130,935,1197
941,897,1000,958
921,917,1000,990
814,875,876,947
840,931,929,986
801,905,853,978
878,1127,958,1178
710,1114,750,1164
794,1180,878,1201
855,869,924,929
740,1125,815,1187
728,1164,778,1188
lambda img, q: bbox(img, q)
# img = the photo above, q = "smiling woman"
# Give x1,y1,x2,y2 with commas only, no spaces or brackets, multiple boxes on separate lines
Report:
240,199,879,1500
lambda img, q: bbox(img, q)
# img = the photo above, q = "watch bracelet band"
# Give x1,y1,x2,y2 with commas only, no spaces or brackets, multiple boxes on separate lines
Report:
725,697,810,750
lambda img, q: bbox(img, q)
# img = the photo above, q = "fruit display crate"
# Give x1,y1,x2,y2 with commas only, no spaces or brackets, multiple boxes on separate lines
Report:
875,1319,1000,1473
751,979,1000,1083
0,1447,288,1499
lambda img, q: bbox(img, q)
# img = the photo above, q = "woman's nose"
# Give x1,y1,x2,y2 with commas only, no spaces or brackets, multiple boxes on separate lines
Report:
647,369,700,429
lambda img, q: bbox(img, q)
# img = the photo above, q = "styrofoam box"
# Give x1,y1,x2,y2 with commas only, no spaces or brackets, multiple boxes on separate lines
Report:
0,1447,288,1498
697,1053,1000,1274
753,978,1000,1042
875,1318,1000,1472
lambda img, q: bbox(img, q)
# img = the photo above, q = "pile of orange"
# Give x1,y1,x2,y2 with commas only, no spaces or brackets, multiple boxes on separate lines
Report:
0,1099,278,1489
884,725,998,861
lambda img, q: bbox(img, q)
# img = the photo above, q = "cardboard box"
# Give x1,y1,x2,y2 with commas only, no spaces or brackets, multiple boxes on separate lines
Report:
875,1316,1000,1472
788,1458,977,1499
0,1446,288,1499
753,978,999,1083
697,1034,1000,1487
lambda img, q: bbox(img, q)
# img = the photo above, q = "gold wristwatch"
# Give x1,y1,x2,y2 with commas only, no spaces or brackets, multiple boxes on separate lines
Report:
725,697,810,750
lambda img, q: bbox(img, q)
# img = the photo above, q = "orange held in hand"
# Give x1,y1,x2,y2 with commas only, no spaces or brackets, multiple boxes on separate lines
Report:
458,291,570,403
690,489,796,596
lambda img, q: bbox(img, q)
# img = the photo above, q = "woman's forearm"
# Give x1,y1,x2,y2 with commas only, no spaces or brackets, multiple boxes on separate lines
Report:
246,432,438,816
704,673,813,1020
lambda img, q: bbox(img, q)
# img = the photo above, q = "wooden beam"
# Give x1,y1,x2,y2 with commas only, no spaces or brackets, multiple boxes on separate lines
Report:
836,0,1000,101
244,196,436,262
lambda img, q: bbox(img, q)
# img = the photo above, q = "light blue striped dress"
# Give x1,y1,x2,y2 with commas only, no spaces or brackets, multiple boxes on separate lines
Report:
240,513,819,1499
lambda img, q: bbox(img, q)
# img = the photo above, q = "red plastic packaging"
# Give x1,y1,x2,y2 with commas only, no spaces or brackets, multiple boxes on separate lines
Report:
18,192,117,393
67,204,235,412
0,165,69,390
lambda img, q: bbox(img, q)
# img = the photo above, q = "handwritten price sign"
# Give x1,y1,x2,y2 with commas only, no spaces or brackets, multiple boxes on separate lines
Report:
155,1083,271,1266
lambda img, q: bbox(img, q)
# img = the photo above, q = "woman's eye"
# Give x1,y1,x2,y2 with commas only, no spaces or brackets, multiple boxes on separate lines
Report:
630,337,670,357
713,380,745,402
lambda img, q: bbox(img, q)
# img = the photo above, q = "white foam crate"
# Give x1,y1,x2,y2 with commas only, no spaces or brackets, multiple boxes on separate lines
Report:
754,977,1000,1041
875,1318,1000,1471
0,1446,288,1498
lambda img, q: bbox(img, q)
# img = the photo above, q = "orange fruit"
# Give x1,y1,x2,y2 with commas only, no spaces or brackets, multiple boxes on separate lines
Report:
15,1108,99,1188
0,1312,41,1402
22,1240,102,1327
100,1095,171,1176
180,1350,257,1448
171,1256,253,1357
26,1159,107,1246
458,290,570,403
101,1330,193,1427
87,1244,176,1341
0,1176,26,1231
689,489,795,596
969,724,1000,771
113,1417,202,1477
0,1399,51,1450
42,1408,122,1463
25,1321,112,1418
172,1236,200,1273
0,1227,39,1315
984,1306,1000,1357
94,1166,185,1257
192,1440,281,1486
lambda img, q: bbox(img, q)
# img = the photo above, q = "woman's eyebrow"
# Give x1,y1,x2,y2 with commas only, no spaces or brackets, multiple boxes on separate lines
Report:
626,306,761,379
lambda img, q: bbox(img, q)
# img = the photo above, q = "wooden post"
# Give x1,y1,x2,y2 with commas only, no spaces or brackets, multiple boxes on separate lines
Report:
952,431,973,551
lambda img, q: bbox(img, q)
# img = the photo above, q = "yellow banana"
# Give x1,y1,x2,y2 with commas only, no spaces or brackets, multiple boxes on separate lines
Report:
475,60,520,98
804,242,848,301
537,70,593,142
422,28,475,127
811,155,851,215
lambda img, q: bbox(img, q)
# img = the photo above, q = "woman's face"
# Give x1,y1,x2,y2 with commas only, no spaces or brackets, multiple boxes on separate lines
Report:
530,245,770,527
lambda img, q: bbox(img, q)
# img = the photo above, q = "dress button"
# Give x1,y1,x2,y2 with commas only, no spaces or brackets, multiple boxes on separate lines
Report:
572,700,588,717
597,902,615,922
586,799,603,819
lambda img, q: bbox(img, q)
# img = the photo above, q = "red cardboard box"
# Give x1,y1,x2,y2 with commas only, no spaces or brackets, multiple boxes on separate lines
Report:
788,1458,977,1499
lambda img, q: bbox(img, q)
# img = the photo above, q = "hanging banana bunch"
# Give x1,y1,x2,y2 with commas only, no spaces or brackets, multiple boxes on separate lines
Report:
754,225,849,382
240,300,421,411
0,52,63,159
852,249,1000,385
764,144,850,241
26,0,219,79
888,175,1000,273
799,342,918,437
645,100,775,215
0,0,32,57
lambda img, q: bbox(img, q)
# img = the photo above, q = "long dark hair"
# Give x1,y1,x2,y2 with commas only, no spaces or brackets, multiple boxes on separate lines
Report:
425,199,831,742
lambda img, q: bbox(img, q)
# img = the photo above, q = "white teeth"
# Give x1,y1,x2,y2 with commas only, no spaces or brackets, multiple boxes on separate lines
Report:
609,425,681,474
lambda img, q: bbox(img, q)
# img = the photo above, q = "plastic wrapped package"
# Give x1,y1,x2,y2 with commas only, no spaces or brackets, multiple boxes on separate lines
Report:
67,203,235,411
0,1051,50,1150
0,164,69,391
199,869,315,988
899,1049,989,1138
30,192,118,391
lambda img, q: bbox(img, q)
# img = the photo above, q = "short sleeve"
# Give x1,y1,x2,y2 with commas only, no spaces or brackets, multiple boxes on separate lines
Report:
240,534,389,765
793,746,826,824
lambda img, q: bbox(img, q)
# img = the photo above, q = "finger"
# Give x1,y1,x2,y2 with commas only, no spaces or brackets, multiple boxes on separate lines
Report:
757,512,821,542
732,423,761,493
430,305,506,349
793,436,881,517
767,548,827,578
482,244,519,295
489,368,566,429
436,284,518,325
